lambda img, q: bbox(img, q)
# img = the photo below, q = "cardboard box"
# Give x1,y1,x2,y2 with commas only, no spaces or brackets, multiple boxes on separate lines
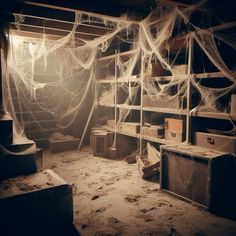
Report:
194,132,236,155
0,169,73,235
142,94,179,109
165,118,184,142
143,125,164,138
119,122,140,134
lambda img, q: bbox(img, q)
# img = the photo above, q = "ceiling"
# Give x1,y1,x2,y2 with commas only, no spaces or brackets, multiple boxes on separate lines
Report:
0,0,235,44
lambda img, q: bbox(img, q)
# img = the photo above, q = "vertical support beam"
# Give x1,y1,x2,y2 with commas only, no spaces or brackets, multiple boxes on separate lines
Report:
186,35,193,144
114,50,118,148
139,51,144,157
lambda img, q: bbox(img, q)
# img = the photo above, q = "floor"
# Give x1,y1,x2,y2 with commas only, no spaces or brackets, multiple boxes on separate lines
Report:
44,147,236,236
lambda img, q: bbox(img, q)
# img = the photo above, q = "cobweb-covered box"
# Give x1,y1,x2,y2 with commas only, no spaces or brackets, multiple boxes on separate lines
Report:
160,144,230,215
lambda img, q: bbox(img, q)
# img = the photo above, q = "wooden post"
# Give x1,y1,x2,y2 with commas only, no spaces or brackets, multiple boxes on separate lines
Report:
186,35,193,144
114,50,118,148
140,51,144,157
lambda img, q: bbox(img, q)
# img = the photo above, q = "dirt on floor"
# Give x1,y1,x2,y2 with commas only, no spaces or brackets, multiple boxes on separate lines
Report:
44,147,236,236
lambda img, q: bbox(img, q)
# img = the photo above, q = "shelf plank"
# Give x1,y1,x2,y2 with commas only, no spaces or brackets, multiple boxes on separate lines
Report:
97,49,138,61
97,103,115,108
118,130,141,138
193,71,236,79
143,107,187,115
145,75,187,81
96,76,140,84
117,104,141,110
143,135,183,145
192,111,236,121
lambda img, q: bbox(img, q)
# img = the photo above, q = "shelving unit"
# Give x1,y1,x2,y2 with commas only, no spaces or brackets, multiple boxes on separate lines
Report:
94,16,236,158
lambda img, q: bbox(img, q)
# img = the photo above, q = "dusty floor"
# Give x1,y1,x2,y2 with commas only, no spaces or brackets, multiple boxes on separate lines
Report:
44,147,236,236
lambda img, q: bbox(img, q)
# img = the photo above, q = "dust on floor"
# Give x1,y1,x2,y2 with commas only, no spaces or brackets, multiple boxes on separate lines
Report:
44,147,236,236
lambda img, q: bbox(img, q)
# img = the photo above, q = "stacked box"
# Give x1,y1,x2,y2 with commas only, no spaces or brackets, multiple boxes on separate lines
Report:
194,132,236,155
143,125,164,138
164,118,184,142
119,122,140,134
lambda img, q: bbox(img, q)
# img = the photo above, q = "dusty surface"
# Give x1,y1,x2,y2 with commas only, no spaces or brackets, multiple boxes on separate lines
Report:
44,147,236,236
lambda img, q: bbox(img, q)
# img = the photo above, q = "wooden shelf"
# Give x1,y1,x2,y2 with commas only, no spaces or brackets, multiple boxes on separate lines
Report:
191,111,236,121
117,104,141,110
96,76,140,84
97,49,138,61
118,130,141,138
97,103,115,108
143,107,187,115
145,71,236,81
145,75,187,81
143,135,183,145
96,79,115,84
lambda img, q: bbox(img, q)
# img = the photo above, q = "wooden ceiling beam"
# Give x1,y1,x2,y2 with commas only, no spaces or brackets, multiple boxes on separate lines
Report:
22,1,138,24
10,24,100,41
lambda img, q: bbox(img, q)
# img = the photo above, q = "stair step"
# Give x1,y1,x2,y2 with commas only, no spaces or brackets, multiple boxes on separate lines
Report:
15,111,54,121
0,146,43,180
5,139,35,152
24,120,57,130
34,138,49,148
0,114,13,145
26,128,56,140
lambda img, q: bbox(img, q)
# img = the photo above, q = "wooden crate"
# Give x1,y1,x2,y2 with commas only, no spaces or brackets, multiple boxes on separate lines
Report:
143,125,164,139
160,144,231,216
93,132,108,157
137,144,160,179
0,169,73,235
164,118,184,142
49,138,80,153
119,122,140,134
194,132,236,155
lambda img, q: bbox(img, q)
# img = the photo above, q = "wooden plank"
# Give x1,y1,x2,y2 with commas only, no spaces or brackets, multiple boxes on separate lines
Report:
23,0,138,24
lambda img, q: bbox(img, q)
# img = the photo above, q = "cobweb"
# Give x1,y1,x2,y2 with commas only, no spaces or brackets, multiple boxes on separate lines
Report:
2,0,236,152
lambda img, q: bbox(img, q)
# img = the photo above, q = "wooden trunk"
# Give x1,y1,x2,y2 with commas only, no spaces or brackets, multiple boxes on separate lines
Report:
160,144,232,218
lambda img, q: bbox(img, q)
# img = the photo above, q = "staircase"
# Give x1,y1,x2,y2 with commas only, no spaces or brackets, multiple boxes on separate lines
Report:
0,112,43,180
